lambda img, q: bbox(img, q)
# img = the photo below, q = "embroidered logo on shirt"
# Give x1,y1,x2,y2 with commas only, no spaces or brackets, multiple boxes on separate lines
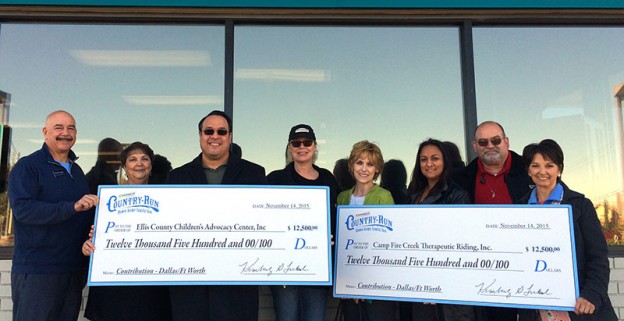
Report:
52,170,66,177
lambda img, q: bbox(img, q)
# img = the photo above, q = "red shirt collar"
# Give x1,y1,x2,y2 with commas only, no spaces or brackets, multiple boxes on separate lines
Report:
477,152,511,177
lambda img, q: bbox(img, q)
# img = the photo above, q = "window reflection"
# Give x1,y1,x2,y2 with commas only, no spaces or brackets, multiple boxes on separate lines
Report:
0,24,225,246
6,24,622,248
473,27,624,244
233,26,465,180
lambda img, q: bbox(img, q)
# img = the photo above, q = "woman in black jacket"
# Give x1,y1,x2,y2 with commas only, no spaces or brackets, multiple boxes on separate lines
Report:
521,139,617,321
267,124,340,321
407,138,475,321
408,138,470,205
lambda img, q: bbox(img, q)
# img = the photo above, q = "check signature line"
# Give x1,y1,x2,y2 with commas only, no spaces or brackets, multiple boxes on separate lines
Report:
240,272,316,275
477,294,561,300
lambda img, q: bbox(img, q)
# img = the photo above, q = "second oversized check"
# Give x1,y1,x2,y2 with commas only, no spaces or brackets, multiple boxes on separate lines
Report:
88,185,331,286
334,205,579,311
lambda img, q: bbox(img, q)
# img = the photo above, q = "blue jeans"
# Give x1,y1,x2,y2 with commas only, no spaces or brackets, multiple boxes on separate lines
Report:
270,286,328,321
12,271,86,321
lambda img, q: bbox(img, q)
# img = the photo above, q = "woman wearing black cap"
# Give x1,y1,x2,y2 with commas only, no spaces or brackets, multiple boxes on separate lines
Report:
267,124,340,321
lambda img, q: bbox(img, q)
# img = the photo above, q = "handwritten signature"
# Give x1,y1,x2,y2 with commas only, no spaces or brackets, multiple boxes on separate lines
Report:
277,261,309,274
516,284,551,297
239,258,309,276
475,279,551,298
240,258,274,276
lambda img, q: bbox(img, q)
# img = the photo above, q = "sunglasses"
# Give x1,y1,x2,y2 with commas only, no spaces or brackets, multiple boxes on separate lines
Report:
290,140,314,148
203,128,229,136
477,137,504,147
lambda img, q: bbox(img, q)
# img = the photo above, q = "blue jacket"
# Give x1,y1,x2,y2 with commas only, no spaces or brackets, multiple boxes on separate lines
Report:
8,144,92,273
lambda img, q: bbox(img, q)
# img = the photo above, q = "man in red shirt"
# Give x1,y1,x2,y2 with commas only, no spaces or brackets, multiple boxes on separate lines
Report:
454,120,533,321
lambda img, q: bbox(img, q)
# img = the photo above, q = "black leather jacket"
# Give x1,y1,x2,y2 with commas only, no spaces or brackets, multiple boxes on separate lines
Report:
410,180,470,205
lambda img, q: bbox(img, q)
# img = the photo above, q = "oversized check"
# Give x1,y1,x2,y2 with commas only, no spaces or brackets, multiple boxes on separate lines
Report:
88,185,331,286
334,205,579,311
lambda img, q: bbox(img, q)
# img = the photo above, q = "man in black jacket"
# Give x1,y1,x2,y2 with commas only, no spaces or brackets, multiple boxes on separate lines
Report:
167,110,267,321
453,121,533,321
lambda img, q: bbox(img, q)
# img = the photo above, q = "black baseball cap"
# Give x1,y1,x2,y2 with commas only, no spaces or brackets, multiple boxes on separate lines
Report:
288,124,316,141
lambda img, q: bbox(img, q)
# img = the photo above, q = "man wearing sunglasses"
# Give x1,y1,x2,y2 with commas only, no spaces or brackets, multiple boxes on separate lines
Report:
453,120,532,321
166,110,268,321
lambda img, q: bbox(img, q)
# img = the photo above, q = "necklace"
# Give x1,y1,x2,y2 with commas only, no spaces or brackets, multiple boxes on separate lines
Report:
482,174,501,199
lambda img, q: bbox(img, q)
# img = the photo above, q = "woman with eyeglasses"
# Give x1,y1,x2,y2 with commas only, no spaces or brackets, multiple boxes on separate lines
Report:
82,142,172,321
407,138,476,321
519,139,617,321
267,124,340,321
337,140,396,321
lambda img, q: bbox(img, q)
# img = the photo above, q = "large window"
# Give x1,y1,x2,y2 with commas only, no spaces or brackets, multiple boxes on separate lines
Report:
233,26,466,177
1,22,623,249
473,27,624,244
0,24,224,246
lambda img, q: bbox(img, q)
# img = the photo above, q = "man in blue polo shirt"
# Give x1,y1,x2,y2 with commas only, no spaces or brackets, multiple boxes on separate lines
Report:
8,110,99,321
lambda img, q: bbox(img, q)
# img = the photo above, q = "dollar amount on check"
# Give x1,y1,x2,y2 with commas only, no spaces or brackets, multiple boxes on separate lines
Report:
88,185,332,286
333,205,579,311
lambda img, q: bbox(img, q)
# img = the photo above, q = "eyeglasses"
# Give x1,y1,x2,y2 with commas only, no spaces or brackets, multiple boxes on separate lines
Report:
476,137,504,147
290,140,314,148
203,128,229,136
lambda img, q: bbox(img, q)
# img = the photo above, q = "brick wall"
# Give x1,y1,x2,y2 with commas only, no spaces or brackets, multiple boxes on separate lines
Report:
0,259,620,321
0,260,10,321
610,258,624,320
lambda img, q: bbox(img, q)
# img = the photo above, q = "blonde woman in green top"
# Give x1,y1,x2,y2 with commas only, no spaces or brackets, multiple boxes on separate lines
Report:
337,140,395,321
